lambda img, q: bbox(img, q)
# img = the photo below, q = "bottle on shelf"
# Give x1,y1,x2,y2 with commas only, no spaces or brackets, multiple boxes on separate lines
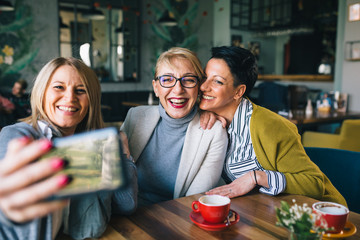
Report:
305,99,313,116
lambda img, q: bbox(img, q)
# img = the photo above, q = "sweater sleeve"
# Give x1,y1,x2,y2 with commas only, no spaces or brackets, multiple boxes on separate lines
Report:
112,156,138,215
250,105,346,206
0,124,29,159
0,124,54,240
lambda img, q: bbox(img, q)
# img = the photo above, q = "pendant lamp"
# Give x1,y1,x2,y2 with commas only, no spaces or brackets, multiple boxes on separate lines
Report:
0,0,14,11
82,4,105,20
158,10,177,26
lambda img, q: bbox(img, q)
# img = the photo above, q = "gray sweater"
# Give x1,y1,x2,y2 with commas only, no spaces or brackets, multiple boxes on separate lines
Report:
0,122,137,240
137,104,197,205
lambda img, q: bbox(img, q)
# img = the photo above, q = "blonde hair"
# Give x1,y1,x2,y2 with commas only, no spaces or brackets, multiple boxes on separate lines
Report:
23,57,104,134
154,47,204,81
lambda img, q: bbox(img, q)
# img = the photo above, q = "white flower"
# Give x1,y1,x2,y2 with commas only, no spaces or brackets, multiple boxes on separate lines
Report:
4,55,13,65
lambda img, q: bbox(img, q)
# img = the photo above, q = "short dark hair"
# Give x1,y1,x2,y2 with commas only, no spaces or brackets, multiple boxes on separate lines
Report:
210,46,258,97
16,79,28,90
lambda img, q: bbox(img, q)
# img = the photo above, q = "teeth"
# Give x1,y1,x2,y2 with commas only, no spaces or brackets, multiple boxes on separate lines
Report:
202,95,214,100
58,106,77,112
170,99,186,104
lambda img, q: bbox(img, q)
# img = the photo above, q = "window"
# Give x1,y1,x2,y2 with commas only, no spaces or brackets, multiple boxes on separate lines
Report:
59,1,140,82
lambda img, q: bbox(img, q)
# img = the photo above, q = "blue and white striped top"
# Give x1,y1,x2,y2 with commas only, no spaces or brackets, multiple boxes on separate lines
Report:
222,98,286,195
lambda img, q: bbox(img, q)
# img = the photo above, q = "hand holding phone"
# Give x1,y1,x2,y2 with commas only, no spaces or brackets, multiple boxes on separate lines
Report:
40,127,127,199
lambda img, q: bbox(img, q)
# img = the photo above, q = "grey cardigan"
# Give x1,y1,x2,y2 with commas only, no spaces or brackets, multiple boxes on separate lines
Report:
0,122,137,240
121,106,228,198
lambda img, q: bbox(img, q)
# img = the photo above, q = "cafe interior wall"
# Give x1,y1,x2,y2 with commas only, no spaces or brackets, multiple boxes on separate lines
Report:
337,0,360,111
7,0,214,93
227,0,360,112
1,0,59,91
101,0,216,92
9,0,360,112
229,4,335,93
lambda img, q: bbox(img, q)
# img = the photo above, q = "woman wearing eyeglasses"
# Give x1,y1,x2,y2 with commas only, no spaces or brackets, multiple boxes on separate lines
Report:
121,47,228,206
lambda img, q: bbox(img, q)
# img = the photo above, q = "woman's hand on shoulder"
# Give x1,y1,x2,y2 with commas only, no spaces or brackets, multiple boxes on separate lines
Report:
205,172,256,198
0,137,70,223
200,111,227,130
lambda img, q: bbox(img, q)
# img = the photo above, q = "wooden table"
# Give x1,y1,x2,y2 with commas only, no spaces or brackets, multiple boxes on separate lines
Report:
95,192,359,239
286,110,360,134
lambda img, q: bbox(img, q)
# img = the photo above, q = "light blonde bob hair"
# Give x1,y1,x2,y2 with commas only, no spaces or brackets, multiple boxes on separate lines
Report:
23,57,104,134
154,47,204,81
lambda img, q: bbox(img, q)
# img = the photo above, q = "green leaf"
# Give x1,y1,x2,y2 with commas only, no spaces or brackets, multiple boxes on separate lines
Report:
151,24,172,43
162,0,179,19
0,16,32,34
178,2,199,30
3,48,39,75
151,5,164,20
280,201,290,212
180,34,198,49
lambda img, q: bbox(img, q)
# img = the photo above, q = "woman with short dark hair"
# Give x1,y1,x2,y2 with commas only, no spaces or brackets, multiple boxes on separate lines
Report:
200,46,346,206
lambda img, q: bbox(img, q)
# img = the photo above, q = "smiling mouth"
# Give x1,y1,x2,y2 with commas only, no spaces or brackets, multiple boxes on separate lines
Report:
168,98,189,108
58,106,78,112
170,98,187,104
202,95,215,100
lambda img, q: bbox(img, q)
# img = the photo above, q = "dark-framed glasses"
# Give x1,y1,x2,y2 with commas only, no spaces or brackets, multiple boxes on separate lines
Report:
155,75,199,88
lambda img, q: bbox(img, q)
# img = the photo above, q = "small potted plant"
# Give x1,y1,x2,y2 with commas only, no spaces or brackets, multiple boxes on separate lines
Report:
276,200,331,240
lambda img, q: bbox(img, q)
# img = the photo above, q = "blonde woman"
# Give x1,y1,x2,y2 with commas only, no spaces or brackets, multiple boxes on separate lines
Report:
0,57,137,239
121,47,228,206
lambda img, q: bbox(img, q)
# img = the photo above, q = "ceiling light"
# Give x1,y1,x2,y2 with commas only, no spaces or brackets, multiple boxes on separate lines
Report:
158,10,177,26
0,0,14,11
82,7,105,20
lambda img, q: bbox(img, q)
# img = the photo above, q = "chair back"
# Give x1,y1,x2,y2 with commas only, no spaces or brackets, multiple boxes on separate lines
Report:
289,85,308,112
339,119,360,152
257,82,289,112
305,147,360,213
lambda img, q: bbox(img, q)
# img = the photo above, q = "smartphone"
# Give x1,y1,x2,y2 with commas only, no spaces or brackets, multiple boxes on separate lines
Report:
40,127,127,199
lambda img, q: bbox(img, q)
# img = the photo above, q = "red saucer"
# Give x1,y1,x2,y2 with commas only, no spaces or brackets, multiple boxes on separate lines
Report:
189,209,240,231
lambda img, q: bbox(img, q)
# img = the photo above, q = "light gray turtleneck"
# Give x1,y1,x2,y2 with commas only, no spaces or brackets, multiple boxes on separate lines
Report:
137,104,197,206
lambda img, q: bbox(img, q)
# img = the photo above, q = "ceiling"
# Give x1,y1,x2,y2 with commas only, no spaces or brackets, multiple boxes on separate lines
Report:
58,0,139,10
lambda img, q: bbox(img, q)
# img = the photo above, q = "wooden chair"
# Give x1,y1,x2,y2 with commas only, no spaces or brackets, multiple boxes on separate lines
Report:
304,147,360,213
302,119,360,152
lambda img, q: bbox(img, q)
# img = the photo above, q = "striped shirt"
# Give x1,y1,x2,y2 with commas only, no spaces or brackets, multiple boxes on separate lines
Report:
222,98,286,195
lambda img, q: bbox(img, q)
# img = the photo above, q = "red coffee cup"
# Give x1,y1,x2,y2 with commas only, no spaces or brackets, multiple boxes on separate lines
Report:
312,201,349,233
192,195,230,223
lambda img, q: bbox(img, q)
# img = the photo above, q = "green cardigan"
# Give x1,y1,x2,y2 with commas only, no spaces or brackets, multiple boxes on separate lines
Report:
249,102,346,206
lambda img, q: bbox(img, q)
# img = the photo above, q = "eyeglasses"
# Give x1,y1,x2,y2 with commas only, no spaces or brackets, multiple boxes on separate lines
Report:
155,75,199,88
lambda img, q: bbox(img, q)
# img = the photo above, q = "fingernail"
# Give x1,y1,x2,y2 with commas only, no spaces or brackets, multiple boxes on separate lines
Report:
40,139,52,151
57,175,72,187
51,158,68,170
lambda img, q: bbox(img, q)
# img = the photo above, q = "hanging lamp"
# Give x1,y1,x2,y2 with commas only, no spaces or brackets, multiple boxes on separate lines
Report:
158,10,177,26
0,0,14,11
82,2,105,20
